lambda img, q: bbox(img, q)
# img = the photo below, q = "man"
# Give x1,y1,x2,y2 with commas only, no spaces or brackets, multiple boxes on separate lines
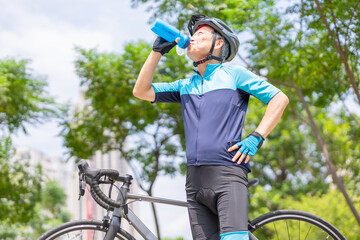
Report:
133,14,289,240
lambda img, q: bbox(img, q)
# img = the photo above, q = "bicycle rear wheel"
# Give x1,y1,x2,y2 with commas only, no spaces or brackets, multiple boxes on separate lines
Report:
250,210,346,240
38,219,136,240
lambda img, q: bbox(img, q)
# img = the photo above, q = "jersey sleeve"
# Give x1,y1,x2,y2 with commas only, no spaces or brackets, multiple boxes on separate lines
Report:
151,80,181,103
232,66,281,104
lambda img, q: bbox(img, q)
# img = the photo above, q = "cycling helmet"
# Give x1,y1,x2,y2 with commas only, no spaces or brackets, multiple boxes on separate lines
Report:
188,14,240,66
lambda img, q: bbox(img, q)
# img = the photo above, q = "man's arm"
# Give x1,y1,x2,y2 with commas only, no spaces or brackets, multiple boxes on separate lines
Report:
132,51,161,102
133,36,178,101
255,91,289,138
228,91,289,164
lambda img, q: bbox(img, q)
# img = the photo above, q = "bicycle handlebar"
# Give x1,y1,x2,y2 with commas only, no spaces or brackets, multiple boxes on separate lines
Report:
77,159,131,209
78,159,120,180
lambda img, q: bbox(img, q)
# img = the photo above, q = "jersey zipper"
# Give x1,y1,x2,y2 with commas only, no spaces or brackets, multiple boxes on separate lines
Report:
195,75,204,165
201,77,204,94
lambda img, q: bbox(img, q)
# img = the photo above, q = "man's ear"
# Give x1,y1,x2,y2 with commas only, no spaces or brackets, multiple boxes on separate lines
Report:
214,39,224,50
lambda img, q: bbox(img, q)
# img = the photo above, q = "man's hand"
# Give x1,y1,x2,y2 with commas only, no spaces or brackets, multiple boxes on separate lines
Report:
227,134,263,165
153,36,177,55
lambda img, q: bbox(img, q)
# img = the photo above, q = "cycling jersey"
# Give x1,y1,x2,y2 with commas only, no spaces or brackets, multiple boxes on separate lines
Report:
152,63,280,172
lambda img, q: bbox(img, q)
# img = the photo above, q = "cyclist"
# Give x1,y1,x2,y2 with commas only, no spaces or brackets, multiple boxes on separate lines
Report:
133,14,289,240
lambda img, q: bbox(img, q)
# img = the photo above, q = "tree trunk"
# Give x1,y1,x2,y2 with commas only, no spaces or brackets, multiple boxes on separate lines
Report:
149,199,161,240
295,85,360,225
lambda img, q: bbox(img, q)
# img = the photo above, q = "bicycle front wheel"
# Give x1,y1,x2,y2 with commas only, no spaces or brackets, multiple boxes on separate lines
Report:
250,210,346,240
38,219,136,240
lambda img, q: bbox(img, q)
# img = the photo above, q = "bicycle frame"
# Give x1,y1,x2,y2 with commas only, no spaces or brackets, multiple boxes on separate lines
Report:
39,161,344,240
104,182,259,240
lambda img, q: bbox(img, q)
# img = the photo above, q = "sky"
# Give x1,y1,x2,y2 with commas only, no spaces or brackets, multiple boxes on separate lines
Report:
2,1,359,239
0,0,156,157
0,0,191,239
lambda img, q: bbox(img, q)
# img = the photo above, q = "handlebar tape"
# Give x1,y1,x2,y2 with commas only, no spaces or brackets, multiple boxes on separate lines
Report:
91,170,122,208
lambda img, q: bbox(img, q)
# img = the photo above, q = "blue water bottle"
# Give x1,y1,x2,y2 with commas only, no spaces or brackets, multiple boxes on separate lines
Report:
150,18,190,49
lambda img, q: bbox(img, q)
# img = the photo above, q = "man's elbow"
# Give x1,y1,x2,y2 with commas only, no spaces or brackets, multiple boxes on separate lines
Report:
133,87,145,100
132,88,140,99
133,88,153,101
280,92,289,106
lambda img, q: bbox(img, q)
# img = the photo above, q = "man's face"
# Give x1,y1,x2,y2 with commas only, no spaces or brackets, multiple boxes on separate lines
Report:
187,26,214,61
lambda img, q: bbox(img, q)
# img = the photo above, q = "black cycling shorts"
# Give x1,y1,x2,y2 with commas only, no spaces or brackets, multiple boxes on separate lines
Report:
185,165,249,240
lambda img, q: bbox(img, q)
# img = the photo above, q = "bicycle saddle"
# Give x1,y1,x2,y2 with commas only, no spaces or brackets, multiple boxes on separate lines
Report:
248,178,259,188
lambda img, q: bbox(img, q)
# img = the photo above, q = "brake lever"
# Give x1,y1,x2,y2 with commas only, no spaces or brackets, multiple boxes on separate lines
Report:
78,172,86,200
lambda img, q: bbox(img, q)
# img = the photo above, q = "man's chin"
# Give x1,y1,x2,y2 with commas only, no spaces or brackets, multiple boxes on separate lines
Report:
186,53,196,61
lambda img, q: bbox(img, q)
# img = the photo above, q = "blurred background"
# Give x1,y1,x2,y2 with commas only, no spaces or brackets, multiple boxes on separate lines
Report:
0,0,359,239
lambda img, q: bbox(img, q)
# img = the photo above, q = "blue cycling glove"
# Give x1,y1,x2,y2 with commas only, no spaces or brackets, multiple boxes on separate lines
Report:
236,132,264,157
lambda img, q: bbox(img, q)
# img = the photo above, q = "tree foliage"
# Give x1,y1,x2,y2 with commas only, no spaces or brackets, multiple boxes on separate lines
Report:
60,42,192,238
250,184,360,239
0,58,56,134
61,43,190,180
131,0,360,227
0,58,60,228
0,180,70,239
0,137,42,224
245,99,329,198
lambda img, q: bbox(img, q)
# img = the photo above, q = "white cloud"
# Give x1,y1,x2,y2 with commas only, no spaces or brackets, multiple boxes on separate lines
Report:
0,0,116,102
0,0,154,156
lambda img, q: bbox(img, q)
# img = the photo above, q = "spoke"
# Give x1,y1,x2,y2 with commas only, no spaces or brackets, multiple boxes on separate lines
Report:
286,220,290,240
317,230,331,240
273,222,279,240
304,225,312,240
317,230,324,239
71,232,82,240
253,215,341,240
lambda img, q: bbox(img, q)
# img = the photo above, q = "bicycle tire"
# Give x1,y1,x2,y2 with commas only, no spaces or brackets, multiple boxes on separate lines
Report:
38,219,136,240
250,210,346,240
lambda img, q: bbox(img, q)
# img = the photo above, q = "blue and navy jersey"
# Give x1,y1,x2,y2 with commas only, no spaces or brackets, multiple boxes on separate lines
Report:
152,63,280,172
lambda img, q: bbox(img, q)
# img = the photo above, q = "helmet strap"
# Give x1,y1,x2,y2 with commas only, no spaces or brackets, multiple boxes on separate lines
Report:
193,32,223,67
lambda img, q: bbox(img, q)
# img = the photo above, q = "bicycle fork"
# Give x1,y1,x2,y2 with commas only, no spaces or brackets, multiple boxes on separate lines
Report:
102,190,124,240
103,179,157,240
249,232,258,240
102,181,129,240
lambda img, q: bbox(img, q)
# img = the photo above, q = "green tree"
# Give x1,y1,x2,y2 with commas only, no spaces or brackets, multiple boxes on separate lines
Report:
0,179,71,239
29,180,71,238
60,43,192,239
0,137,42,224
131,0,360,226
310,0,360,103
0,57,56,226
245,99,329,199
238,0,360,224
0,58,56,133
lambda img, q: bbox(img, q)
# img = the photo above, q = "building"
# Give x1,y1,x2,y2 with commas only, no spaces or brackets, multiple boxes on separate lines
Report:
12,146,70,190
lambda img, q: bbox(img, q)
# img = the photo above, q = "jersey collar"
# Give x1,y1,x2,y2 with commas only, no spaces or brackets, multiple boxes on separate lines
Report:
193,63,221,79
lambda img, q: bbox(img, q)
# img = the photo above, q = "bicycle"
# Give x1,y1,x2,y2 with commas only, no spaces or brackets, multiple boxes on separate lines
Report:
38,159,347,240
